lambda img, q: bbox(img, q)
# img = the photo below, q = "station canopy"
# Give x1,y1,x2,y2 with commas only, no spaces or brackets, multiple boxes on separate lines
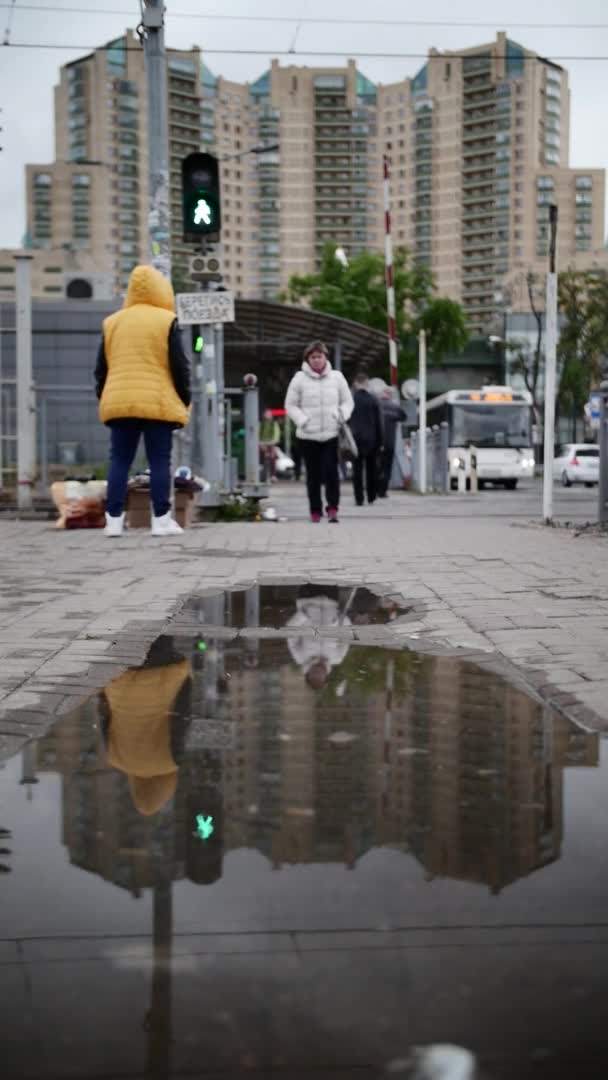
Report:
225,299,389,390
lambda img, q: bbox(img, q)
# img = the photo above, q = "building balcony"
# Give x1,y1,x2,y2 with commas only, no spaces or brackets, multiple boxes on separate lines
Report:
462,144,496,160
462,194,496,208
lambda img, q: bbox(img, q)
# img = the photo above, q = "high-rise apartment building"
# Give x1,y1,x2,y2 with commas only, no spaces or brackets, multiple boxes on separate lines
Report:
17,30,606,330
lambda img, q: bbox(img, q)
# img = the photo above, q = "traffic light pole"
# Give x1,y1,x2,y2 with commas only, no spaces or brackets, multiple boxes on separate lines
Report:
143,0,171,280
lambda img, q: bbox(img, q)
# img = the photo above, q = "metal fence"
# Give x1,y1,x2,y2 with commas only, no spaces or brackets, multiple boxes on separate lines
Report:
410,422,449,494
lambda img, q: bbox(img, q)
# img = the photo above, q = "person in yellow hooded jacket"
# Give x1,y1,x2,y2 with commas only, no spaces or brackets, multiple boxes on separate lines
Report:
95,265,191,538
100,638,192,818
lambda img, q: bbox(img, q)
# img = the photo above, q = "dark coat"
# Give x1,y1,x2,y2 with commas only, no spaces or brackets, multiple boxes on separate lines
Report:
349,388,383,455
379,398,406,452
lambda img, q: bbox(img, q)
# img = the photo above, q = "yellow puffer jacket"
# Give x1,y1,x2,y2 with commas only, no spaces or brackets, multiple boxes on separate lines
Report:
99,265,190,426
104,658,192,816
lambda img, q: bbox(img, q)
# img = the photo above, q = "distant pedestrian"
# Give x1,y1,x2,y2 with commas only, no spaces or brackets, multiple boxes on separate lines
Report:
259,408,281,481
285,341,354,523
349,371,383,506
95,265,191,537
377,387,406,498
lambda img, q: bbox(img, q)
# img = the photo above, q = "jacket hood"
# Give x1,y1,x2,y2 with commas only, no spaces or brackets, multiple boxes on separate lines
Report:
123,265,175,313
302,360,333,380
129,772,178,817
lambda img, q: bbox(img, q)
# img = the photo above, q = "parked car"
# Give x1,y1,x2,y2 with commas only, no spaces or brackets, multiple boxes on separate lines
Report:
552,443,599,487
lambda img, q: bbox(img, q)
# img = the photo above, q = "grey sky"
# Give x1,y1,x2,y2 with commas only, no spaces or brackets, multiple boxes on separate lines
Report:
1,0,607,248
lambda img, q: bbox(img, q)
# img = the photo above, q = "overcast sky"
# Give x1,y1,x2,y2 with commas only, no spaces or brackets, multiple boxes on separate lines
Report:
1,0,607,248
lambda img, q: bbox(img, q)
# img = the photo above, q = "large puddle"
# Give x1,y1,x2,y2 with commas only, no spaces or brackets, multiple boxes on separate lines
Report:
1,585,608,1078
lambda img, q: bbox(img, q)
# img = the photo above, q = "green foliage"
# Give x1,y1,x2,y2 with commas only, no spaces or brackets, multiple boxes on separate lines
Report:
282,243,469,379
215,495,260,522
558,270,608,415
417,297,469,360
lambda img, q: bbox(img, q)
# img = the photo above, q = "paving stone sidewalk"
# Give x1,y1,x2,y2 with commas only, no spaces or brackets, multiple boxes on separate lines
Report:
1,485,608,762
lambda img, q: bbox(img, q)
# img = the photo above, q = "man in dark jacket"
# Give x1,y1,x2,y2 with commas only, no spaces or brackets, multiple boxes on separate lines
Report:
377,388,406,498
349,372,383,505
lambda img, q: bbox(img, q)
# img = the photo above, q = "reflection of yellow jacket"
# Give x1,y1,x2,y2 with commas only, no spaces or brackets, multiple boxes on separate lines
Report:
100,265,189,427
105,659,191,816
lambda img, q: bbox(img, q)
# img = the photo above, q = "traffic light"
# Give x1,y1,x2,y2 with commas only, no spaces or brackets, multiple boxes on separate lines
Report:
181,152,221,242
191,325,204,354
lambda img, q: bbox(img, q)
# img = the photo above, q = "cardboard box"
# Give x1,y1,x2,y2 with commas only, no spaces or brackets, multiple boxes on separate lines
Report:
126,488,194,529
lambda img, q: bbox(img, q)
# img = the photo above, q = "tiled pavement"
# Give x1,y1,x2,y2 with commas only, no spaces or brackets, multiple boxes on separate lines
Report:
1,481,608,761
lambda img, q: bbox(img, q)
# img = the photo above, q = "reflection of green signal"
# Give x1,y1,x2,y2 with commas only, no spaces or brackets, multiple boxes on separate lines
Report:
195,335,204,353
196,814,214,840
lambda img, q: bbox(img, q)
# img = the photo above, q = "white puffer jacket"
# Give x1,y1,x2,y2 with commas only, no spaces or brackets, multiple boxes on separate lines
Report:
285,361,354,443
286,597,351,674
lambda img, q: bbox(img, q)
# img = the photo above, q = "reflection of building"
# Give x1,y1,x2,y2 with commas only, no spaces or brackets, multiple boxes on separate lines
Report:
32,623,598,898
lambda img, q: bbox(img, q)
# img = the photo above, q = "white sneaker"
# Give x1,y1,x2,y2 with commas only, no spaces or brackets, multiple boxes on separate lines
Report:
150,512,183,537
104,512,125,537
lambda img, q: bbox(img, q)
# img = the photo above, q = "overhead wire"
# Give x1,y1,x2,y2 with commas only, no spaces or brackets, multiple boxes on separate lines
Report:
1,3,608,31
4,41,608,61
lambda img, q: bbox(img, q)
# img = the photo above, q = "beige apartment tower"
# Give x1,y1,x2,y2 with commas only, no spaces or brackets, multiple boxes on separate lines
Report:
12,30,606,331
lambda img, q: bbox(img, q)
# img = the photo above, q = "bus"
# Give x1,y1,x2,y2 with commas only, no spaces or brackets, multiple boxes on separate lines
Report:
425,386,535,490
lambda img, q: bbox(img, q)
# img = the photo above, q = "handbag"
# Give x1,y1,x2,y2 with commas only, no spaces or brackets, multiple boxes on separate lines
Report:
338,421,359,460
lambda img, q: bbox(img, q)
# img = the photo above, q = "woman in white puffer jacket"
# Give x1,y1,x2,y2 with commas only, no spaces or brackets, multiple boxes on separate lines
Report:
285,341,354,523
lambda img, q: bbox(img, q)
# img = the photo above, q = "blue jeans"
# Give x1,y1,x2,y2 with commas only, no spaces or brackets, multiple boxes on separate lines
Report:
106,419,173,518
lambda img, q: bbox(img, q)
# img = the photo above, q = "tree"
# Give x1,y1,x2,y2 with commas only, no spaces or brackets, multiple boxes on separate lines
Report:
558,270,608,422
507,271,543,429
282,243,468,378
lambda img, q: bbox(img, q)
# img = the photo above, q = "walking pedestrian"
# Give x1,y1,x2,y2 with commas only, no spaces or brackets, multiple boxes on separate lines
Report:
95,265,191,537
349,371,383,506
286,594,351,689
285,341,353,523
377,387,406,498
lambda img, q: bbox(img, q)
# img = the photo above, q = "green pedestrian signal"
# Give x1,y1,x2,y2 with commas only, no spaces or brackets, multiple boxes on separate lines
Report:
195,814,214,841
181,152,221,241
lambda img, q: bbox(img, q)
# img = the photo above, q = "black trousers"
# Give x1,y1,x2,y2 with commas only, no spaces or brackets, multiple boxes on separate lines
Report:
377,446,394,497
301,438,340,515
292,437,303,481
353,451,378,505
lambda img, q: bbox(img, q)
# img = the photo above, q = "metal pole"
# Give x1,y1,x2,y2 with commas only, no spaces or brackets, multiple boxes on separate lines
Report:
243,376,260,487
143,0,171,280
543,204,559,523
39,396,48,495
201,330,220,506
440,421,449,494
383,155,399,388
215,322,225,492
599,384,608,526
224,396,233,491
334,339,342,373
418,329,427,494
15,255,35,509
411,430,418,492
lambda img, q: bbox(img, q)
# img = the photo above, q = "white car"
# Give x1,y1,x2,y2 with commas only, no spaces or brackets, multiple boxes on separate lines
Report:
553,443,599,487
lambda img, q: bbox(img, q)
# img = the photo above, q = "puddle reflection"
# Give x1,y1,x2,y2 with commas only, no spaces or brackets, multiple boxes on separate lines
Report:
1,584,605,1079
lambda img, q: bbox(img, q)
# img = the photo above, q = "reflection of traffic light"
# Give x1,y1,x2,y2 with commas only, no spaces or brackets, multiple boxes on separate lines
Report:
181,152,221,241
191,325,203,354
186,751,224,885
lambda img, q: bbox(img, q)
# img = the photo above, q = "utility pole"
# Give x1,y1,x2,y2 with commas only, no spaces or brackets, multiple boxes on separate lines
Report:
542,205,559,524
418,329,427,494
14,254,35,510
142,0,171,279
383,155,399,389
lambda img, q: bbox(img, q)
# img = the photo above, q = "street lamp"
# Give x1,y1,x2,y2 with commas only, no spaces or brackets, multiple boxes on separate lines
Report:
335,247,349,268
